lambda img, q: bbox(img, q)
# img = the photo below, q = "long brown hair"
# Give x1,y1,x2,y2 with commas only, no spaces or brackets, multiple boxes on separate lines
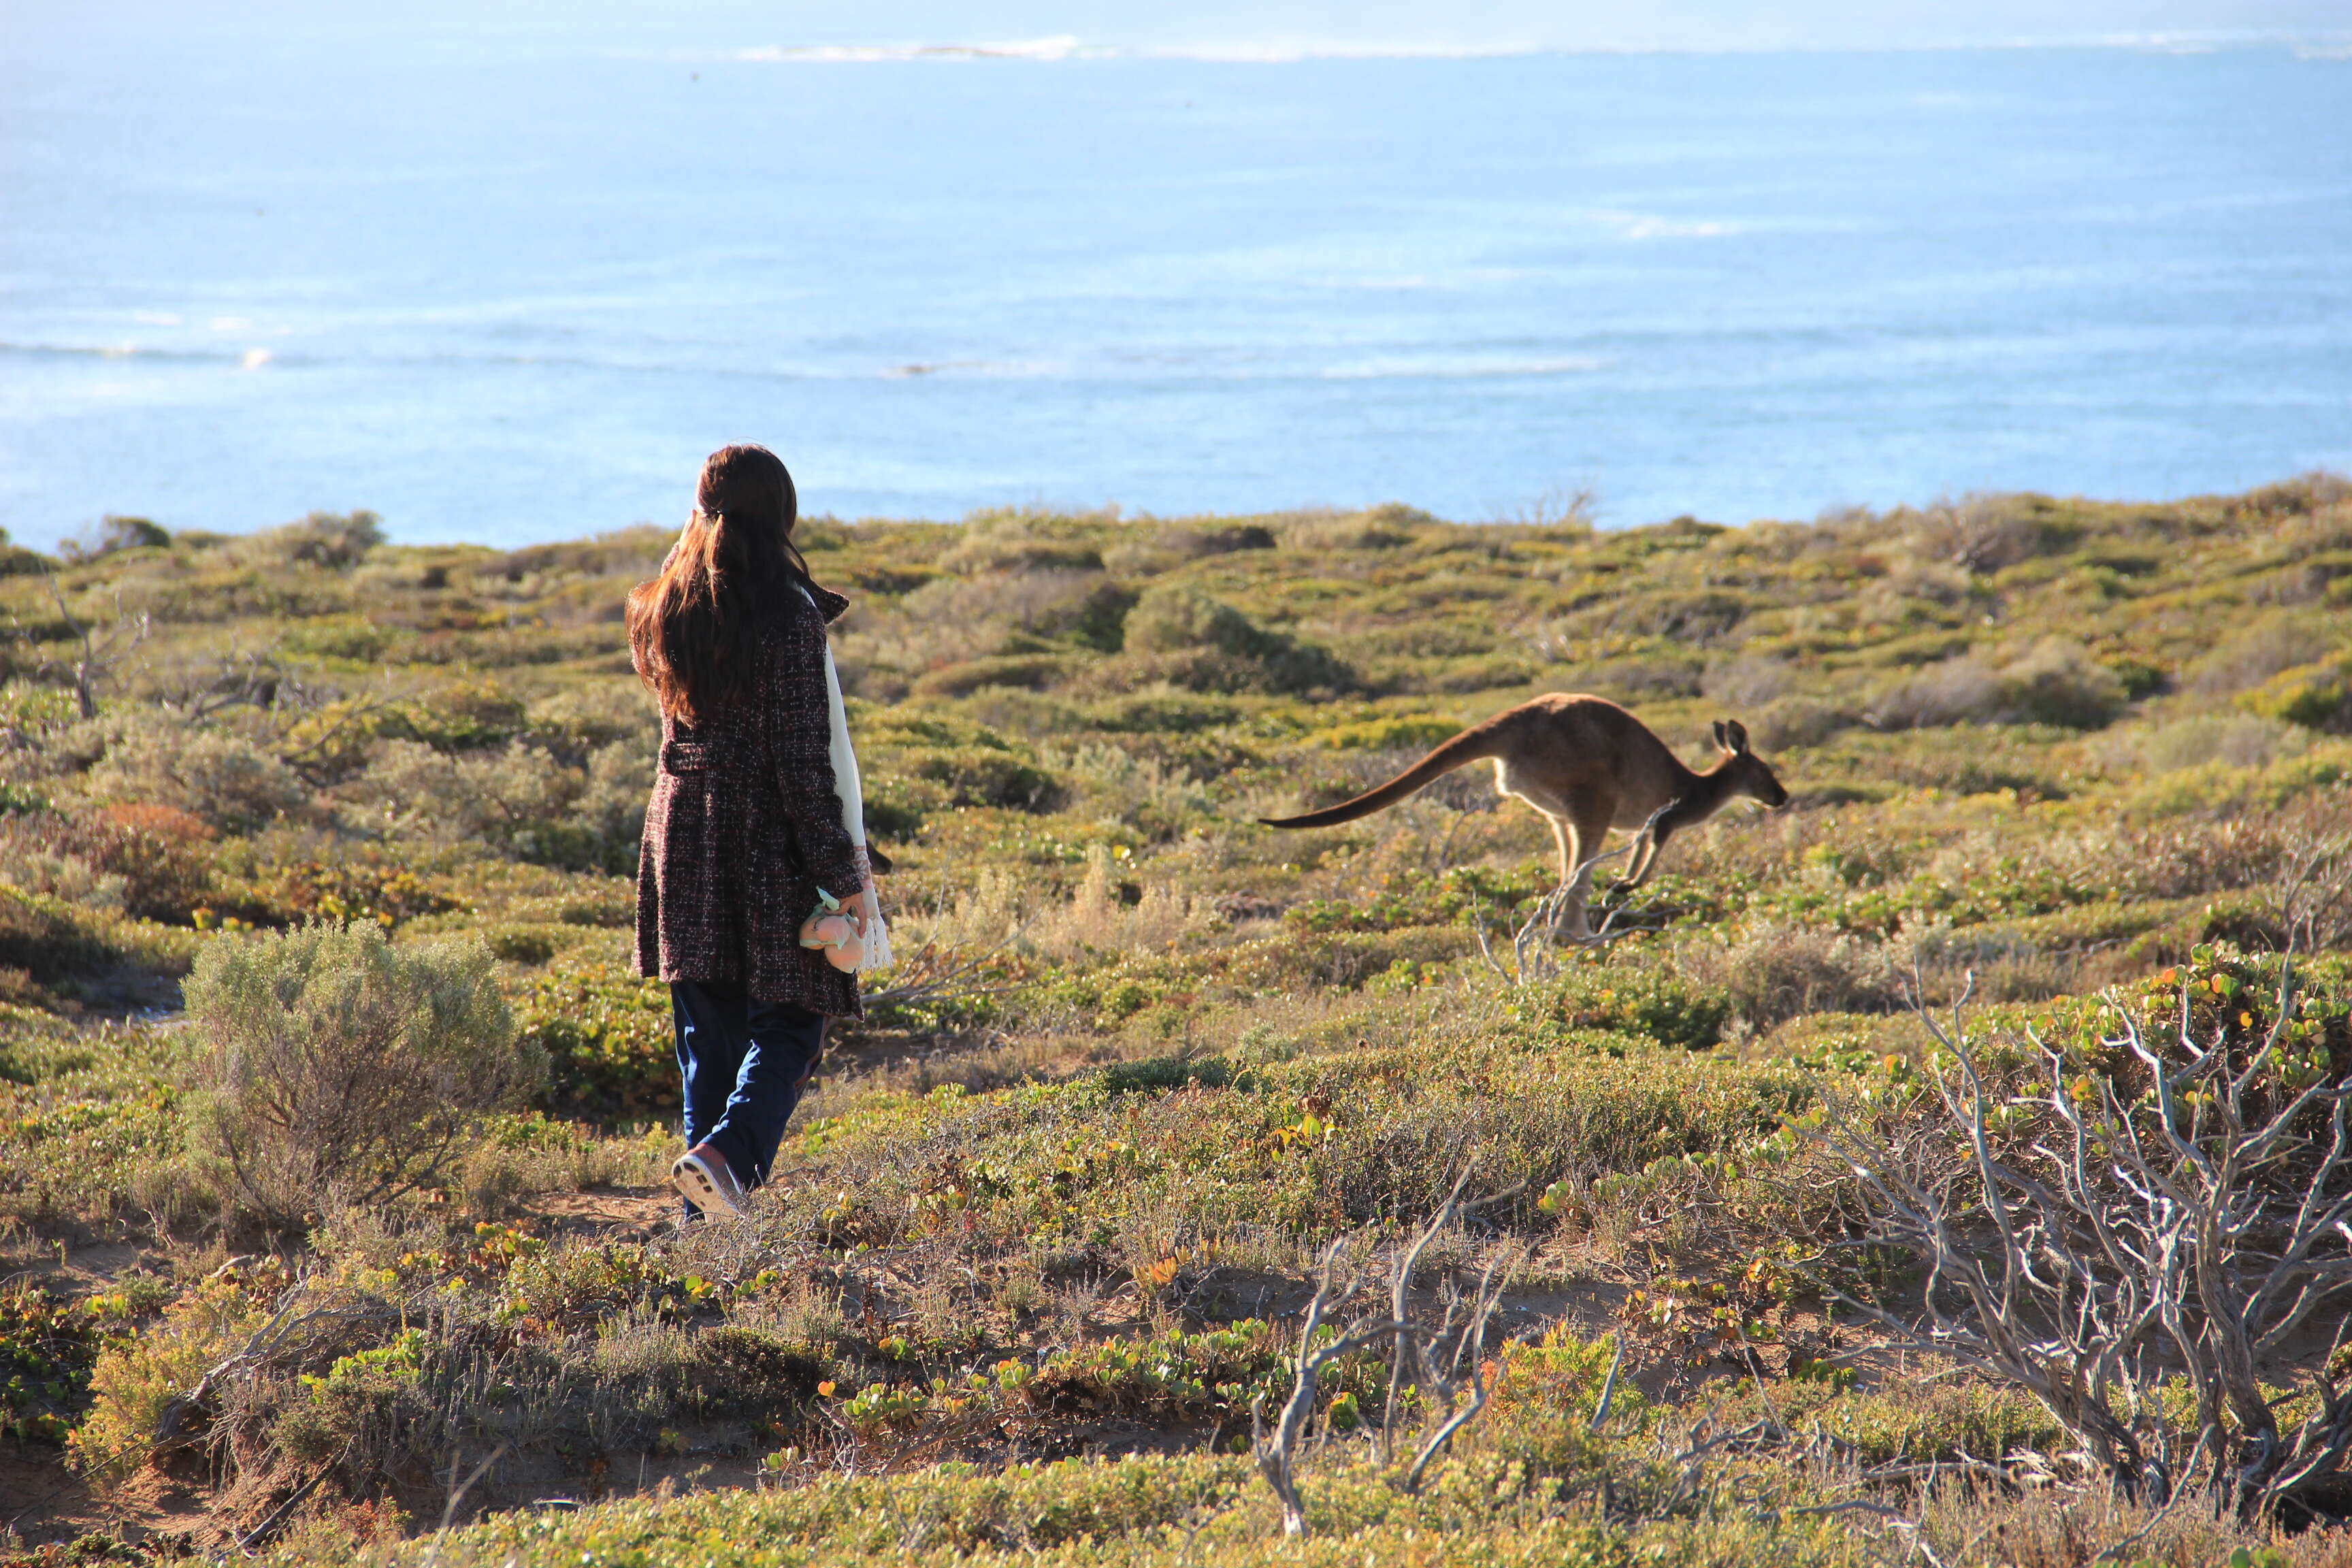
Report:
626,444,815,724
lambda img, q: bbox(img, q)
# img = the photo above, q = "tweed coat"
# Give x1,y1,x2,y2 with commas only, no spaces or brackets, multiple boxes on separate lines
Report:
634,581,863,1018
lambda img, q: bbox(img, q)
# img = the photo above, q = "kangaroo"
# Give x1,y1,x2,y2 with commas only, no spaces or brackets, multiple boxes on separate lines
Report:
1260,694,1789,939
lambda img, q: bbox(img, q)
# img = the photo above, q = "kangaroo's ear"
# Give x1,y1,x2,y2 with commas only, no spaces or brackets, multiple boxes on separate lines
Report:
1711,719,1729,750
1724,719,1750,754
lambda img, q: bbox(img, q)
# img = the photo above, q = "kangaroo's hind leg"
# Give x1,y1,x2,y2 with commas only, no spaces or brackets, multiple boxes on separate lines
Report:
1539,813,1578,936
1548,796,1618,941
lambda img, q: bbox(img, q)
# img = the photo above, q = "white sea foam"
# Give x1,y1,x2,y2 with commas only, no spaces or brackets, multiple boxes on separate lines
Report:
1321,354,1605,380
732,37,1095,63
1137,41,1541,63
0,341,248,365
1590,210,1742,240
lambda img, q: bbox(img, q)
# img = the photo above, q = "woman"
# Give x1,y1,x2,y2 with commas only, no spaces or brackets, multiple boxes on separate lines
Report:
627,444,887,1220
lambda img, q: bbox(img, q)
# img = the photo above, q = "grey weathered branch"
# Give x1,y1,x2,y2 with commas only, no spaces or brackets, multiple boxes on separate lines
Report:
41,578,150,721
1254,1177,1518,1535
1797,957,2352,1512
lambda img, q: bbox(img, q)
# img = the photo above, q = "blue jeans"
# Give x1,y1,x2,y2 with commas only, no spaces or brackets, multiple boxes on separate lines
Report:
671,982,826,1209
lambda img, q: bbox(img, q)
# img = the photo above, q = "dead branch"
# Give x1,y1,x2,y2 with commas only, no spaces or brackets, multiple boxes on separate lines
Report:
38,578,149,721
1252,1240,1413,1536
1796,956,2352,1514
1254,1178,1520,1535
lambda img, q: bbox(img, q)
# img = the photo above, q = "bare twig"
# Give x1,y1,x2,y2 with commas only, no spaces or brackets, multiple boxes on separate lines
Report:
1589,1337,1627,1435
423,1443,508,1567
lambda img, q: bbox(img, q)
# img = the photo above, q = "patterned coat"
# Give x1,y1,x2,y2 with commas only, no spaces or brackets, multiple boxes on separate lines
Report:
634,582,863,1018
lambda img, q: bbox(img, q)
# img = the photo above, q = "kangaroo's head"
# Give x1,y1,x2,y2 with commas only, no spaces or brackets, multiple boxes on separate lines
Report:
1711,719,1789,808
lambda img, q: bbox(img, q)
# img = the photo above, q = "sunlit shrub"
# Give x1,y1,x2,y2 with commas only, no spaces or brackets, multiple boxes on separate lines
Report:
0,1286,130,1445
1866,638,2125,730
184,921,538,1219
1545,963,1730,1051
1997,637,2129,727
2242,654,2352,734
0,885,122,986
0,802,214,921
1116,584,1356,696
1677,921,1904,1032
340,736,644,872
237,508,384,570
84,716,307,833
2188,615,2340,698
70,1260,287,1480
2108,713,2306,774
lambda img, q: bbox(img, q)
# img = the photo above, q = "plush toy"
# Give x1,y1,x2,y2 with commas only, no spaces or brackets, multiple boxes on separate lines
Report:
798,889,865,973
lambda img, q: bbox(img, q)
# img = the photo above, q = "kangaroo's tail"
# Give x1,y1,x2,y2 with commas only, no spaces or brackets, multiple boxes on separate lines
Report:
1260,723,1505,829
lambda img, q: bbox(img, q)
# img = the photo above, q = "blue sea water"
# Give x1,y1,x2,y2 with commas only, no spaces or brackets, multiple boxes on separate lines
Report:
2,29,2349,548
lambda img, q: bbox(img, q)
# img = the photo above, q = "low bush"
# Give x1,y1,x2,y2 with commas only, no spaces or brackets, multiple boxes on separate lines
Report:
1865,638,2126,731
70,1259,287,1480
0,885,122,986
0,802,215,922
514,959,677,1123
1676,921,1904,1032
1120,585,1356,696
84,716,308,833
1544,963,1730,1051
240,508,385,570
2112,713,2306,774
2242,654,2352,734
183,921,540,1220
338,737,646,873
0,1287,132,1445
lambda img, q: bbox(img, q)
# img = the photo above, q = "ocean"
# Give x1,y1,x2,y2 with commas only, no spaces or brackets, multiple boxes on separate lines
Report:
3,28,2348,548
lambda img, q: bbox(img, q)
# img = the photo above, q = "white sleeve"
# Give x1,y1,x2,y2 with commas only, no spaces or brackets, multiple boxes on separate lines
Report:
798,583,891,970
821,644,865,849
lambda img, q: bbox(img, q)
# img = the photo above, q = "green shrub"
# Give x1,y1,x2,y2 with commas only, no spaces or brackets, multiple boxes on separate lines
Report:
183,922,538,1218
1122,584,1356,696
0,802,216,924
1867,638,2125,731
2000,637,2129,727
1676,923,1904,1032
485,924,561,965
1546,964,1730,1051
242,508,384,569
908,747,1065,813
0,1287,129,1444
1308,715,1459,751
70,1262,282,1481
0,884,120,985
1799,1382,2063,1463
2242,655,2352,734
515,960,677,1123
